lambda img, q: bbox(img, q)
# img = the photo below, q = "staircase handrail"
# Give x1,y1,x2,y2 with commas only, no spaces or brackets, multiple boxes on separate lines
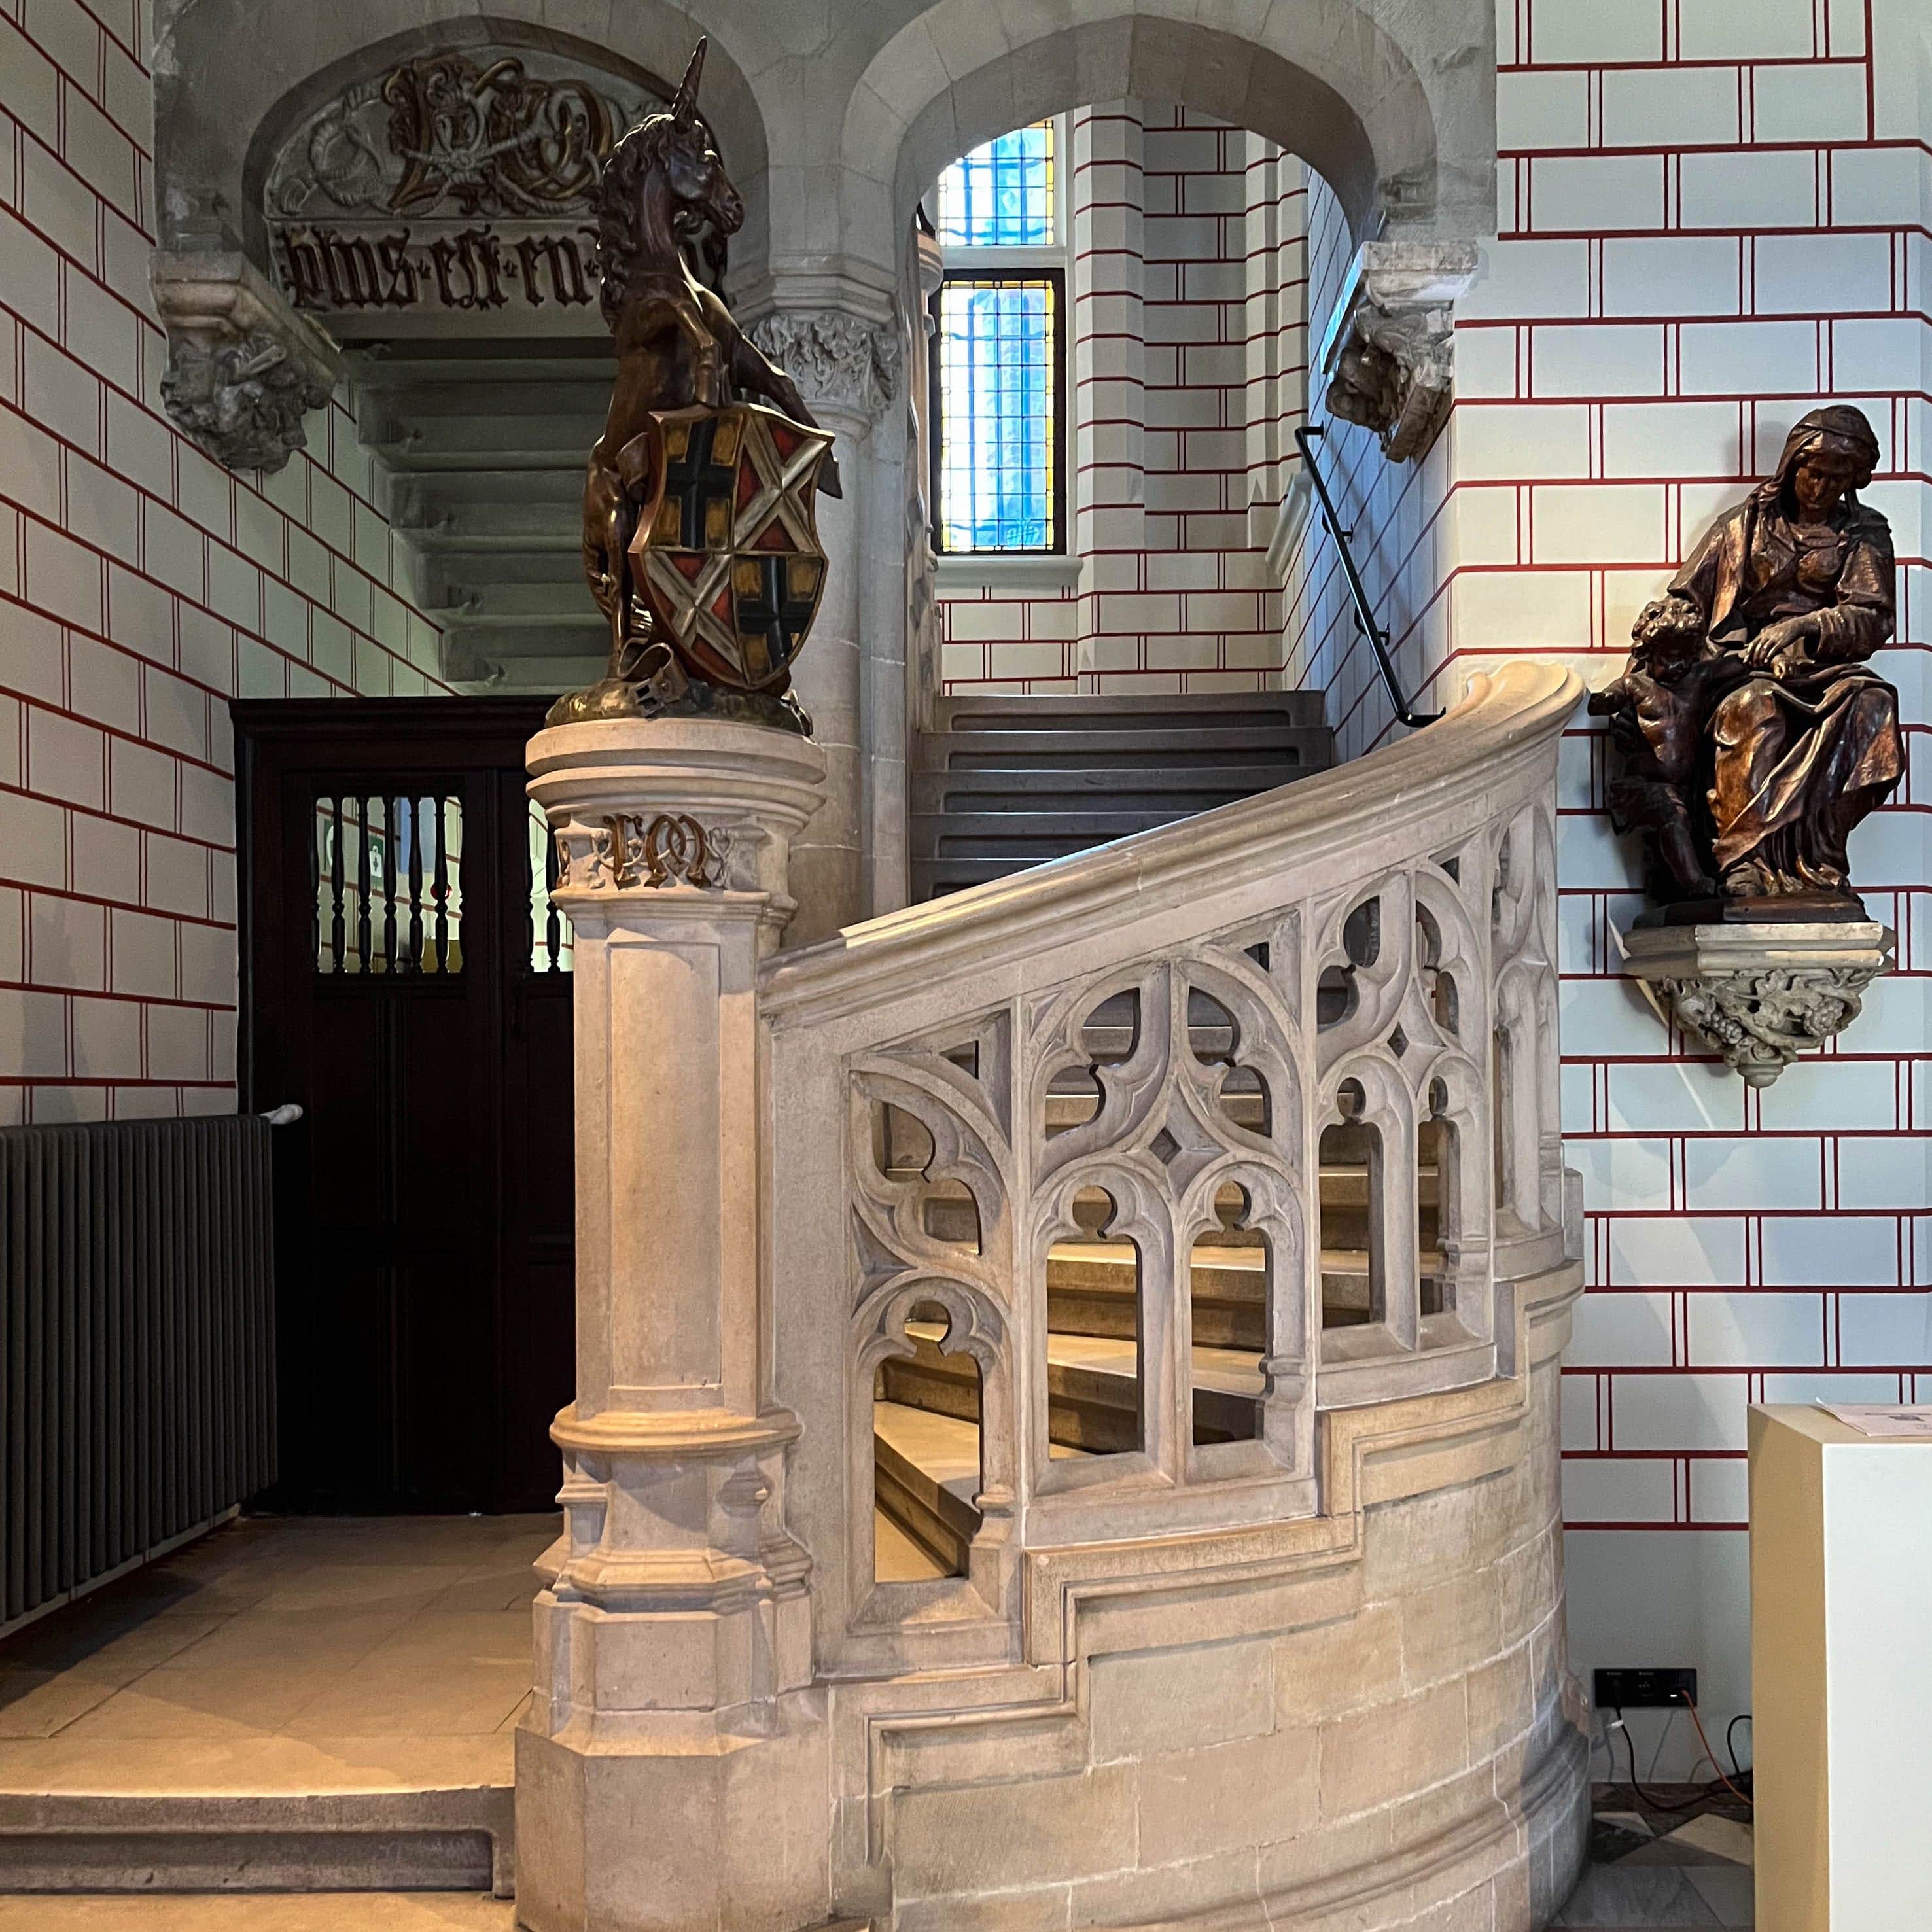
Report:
1293,422,1442,729
762,662,1576,1020
759,658,1582,1669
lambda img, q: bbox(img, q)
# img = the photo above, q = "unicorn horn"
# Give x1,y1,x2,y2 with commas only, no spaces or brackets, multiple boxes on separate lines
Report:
671,37,707,120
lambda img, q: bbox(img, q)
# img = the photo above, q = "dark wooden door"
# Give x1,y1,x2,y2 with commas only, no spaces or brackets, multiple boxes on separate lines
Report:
234,699,574,1513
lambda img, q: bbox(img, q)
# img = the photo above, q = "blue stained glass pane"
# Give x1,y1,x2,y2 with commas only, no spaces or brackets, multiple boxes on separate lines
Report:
934,278,1057,554
935,121,1055,247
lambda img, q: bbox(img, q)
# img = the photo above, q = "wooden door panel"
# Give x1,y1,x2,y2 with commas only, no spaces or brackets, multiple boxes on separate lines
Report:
234,699,573,1515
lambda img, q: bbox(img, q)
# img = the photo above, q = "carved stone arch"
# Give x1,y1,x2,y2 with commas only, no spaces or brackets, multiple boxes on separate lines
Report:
850,1273,1015,1615
849,1057,1011,1305
854,1273,1006,1386
1029,962,1176,1183
1409,1045,1496,1342
1030,1157,1178,1488
1320,1049,1422,1350
1173,1151,1310,1449
838,0,1498,271
1312,871,1416,1072
157,3,772,287
1491,801,1542,966
1174,947,1307,1174
1492,956,1545,1235
1407,864,1490,1062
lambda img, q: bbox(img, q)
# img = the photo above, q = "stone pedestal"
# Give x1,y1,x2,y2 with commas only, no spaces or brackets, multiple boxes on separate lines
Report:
516,718,832,1932
1619,921,1893,1087
1751,1405,1932,1931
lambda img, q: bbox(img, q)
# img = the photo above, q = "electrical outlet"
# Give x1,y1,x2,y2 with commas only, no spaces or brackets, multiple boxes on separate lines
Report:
1594,1667,1698,1711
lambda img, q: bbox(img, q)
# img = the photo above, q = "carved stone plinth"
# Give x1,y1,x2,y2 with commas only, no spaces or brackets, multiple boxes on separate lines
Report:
518,718,831,1932
1316,240,1481,461
150,251,342,474
1620,921,1894,1087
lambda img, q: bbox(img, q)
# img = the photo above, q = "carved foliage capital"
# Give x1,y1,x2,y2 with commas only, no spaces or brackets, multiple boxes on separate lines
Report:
150,250,342,474
748,309,900,421
1318,241,1480,464
1623,921,1894,1085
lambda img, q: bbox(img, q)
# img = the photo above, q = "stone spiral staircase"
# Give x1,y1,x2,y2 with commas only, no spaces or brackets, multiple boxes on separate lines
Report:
349,339,615,693
872,989,1444,1579
911,690,1334,899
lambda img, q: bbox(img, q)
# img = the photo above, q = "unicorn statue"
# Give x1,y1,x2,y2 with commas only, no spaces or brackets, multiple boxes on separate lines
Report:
550,39,839,731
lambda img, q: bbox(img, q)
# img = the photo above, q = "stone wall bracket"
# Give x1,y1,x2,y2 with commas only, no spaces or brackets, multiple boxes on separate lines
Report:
150,250,342,474
1619,921,1894,1087
1315,241,1480,463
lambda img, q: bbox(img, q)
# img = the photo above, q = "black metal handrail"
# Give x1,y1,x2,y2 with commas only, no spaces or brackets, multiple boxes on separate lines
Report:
1293,425,1441,728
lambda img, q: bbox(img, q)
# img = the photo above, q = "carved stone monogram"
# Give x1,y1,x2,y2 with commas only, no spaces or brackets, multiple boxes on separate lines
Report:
264,46,663,320
578,813,734,891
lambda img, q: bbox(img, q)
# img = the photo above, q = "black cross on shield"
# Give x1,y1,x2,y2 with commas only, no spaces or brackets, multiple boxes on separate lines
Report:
628,404,835,694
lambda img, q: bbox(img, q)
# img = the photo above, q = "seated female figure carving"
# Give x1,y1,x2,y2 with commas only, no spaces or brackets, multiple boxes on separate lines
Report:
1590,405,1904,919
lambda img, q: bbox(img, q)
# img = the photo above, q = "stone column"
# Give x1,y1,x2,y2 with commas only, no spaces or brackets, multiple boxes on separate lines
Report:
1072,103,1146,687
745,309,902,942
516,718,832,1932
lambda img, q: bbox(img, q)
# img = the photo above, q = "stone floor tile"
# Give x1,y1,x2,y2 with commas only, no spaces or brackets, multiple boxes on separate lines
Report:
1682,1865,1753,1926
1551,1862,1723,1926
0,1894,516,1928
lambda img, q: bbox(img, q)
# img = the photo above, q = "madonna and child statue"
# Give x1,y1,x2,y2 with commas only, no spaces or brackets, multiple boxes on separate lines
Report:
1597,405,1903,1083
547,39,837,735
1590,404,1903,922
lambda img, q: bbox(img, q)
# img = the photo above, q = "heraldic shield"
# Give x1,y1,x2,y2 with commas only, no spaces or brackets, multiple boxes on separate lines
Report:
625,403,835,695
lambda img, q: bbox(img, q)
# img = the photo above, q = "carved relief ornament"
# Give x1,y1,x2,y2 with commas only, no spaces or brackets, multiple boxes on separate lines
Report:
746,311,902,422
149,251,342,474
1316,241,1479,463
565,812,737,892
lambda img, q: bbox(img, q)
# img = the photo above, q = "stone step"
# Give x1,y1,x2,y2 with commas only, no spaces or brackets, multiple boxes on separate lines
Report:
371,420,604,465
915,727,1329,771
914,809,1252,858
871,1401,984,1576
0,1768,513,1895
385,470,585,523
933,690,1327,730
349,341,614,389
879,1324,1264,1452
909,765,1304,815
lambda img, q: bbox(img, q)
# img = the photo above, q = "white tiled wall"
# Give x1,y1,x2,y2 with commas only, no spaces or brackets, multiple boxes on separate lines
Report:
0,0,447,1123
938,101,1308,695
1288,0,1932,1774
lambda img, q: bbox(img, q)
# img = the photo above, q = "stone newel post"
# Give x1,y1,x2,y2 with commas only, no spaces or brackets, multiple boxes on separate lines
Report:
516,717,832,1932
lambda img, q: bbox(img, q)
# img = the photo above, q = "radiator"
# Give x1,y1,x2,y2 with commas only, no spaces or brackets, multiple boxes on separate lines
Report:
0,1116,277,1635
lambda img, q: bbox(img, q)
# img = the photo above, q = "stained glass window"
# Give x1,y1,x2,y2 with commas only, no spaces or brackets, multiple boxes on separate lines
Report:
935,122,1056,247
932,275,1061,554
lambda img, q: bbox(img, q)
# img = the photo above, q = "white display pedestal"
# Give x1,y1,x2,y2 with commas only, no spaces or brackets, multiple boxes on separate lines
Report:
1749,1404,1932,1931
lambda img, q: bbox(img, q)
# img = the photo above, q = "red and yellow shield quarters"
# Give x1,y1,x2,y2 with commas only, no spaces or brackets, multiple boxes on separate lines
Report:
625,403,835,694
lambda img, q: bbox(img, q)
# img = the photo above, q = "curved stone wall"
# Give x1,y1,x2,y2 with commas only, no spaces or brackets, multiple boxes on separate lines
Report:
832,1258,1588,1931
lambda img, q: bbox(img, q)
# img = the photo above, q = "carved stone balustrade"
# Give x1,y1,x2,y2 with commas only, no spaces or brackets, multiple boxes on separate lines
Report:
750,661,1591,1932
523,668,1589,1932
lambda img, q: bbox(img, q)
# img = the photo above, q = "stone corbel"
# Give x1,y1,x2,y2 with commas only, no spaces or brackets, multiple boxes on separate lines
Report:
1619,921,1894,1087
1316,241,1481,463
748,309,902,423
150,251,342,474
